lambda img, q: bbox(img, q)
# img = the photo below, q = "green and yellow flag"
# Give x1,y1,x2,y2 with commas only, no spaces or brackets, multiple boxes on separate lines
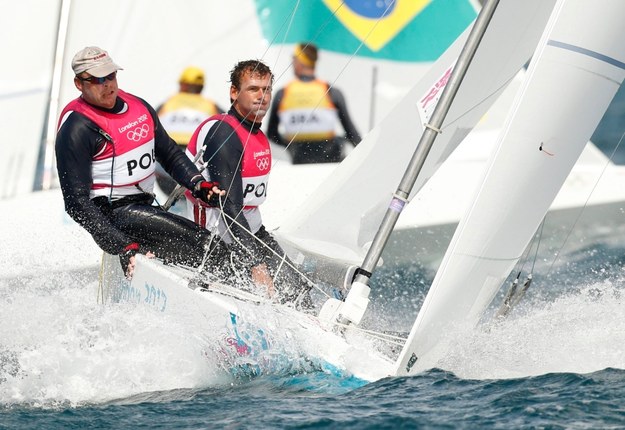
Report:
255,0,478,62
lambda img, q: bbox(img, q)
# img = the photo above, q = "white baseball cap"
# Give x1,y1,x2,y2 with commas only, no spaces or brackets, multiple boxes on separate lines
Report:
72,46,123,77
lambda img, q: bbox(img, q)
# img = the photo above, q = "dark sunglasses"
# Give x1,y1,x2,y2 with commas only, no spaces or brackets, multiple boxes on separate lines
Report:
77,72,117,84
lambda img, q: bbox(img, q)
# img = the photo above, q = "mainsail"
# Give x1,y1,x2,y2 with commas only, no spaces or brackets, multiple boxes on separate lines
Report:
395,0,625,375
276,0,558,264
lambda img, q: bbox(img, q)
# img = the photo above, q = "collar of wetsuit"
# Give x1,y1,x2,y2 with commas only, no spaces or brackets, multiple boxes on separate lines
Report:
228,107,262,133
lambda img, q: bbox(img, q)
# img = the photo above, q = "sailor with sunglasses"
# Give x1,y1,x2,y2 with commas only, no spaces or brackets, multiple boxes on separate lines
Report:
56,46,226,277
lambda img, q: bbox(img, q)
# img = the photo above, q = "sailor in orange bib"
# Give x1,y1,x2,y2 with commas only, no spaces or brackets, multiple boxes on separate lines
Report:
267,43,361,164
155,66,224,194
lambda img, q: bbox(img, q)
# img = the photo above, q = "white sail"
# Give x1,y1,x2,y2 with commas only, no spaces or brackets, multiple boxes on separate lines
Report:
275,0,558,264
0,0,62,197
395,0,625,375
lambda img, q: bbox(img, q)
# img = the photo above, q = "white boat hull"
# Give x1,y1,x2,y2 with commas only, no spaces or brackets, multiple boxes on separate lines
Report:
100,255,395,382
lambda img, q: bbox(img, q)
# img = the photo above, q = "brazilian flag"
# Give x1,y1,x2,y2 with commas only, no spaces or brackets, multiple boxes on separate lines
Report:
254,0,477,62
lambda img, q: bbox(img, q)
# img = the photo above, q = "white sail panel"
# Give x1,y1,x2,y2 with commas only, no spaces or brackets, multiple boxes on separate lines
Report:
395,0,625,375
0,0,61,197
276,0,558,264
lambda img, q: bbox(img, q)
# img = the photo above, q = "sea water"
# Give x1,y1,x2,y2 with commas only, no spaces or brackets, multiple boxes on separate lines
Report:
3,225,625,429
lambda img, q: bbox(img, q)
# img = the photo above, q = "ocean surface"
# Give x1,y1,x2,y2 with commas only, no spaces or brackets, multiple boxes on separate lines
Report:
2,88,625,430
3,236,625,429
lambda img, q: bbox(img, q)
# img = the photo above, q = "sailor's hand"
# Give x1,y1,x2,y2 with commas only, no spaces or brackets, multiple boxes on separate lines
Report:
192,180,225,206
251,263,275,298
125,251,155,279
121,243,154,279
127,255,137,279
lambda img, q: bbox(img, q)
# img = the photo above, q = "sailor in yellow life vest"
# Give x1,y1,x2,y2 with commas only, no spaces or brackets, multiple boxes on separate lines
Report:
267,43,361,164
155,66,224,194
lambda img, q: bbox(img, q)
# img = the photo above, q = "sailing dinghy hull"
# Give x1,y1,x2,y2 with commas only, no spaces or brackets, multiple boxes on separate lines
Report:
100,255,394,382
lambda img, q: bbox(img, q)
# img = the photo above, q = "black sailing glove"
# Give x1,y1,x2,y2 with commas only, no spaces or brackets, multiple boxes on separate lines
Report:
119,242,144,276
192,180,222,206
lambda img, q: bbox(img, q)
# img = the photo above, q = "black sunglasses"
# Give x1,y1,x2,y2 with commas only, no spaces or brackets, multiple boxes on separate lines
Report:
77,72,117,84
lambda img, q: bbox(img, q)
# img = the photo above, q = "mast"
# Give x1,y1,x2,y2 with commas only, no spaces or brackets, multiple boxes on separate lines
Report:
34,0,72,191
320,0,501,327
368,65,378,131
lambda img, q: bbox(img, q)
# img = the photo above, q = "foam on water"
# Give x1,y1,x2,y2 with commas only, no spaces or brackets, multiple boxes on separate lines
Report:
440,277,625,379
0,271,237,406
6,265,624,407
0,268,375,407
0,191,234,406
0,190,102,280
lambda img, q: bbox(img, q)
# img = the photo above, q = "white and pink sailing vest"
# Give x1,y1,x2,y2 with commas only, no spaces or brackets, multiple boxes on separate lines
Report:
185,113,271,239
58,90,156,199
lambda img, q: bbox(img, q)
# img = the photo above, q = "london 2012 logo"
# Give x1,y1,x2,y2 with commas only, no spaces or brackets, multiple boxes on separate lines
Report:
127,124,150,141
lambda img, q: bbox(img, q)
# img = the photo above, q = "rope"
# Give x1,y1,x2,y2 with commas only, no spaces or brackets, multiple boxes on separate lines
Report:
210,195,332,301
97,252,106,304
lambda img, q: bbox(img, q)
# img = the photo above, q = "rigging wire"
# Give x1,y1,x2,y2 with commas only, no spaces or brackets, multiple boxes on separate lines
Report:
163,2,411,342
507,218,545,309
167,1,404,218
188,196,413,347
209,195,331,300
165,2,308,217
543,129,625,279
529,218,546,274
496,222,542,318
498,128,625,318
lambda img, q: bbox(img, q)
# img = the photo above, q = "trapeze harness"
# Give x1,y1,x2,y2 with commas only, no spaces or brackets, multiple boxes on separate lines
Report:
158,92,220,147
185,113,271,243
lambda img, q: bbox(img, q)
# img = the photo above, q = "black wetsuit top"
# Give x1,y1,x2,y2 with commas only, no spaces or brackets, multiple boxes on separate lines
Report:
266,76,361,164
56,95,205,257
201,108,268,262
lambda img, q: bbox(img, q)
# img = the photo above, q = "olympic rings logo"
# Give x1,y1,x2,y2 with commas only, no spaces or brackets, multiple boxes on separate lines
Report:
127,124,150,141
256,157,270,171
